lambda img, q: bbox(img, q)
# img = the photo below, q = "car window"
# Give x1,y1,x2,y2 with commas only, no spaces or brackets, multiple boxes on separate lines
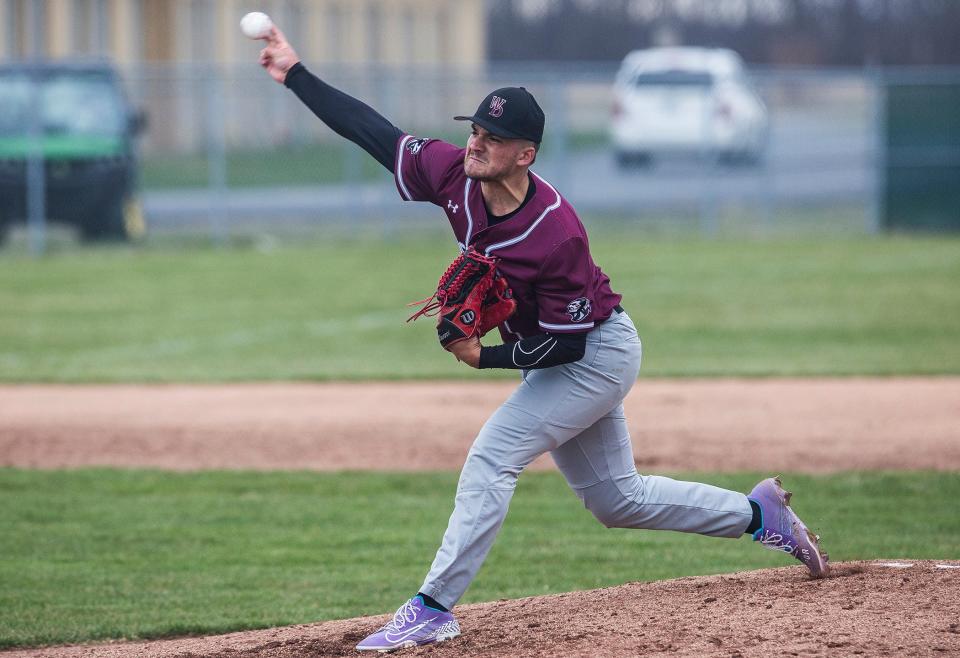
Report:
44,74,125,136
0,73,32,135
630,71,714,87
0,71,125,137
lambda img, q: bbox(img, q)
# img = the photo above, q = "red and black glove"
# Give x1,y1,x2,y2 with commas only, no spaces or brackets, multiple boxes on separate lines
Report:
478,269,516,336
407,248,517,348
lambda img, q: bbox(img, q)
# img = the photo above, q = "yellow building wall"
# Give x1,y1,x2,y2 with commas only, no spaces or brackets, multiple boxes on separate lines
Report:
108,0,139,62
0,0,486,68
46,0,71,58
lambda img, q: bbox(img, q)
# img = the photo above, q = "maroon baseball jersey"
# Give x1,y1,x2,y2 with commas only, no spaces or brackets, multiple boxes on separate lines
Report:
394,134,622,342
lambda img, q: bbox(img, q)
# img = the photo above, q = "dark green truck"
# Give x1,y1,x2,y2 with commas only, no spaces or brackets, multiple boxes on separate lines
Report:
0,62,146,243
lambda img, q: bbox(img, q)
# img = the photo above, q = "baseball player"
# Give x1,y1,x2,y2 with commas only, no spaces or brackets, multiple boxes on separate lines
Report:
257,26,829,652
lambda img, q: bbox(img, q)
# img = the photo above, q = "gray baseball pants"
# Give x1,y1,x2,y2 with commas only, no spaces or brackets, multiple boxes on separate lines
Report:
419,310,754,609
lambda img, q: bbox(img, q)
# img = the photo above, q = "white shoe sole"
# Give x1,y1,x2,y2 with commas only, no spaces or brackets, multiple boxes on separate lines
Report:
356,631,461,653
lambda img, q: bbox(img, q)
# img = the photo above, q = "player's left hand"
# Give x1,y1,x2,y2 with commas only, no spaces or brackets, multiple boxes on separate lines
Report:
446,336,481,368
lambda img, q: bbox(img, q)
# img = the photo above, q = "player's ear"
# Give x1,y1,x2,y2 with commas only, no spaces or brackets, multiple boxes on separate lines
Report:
516,143,537,167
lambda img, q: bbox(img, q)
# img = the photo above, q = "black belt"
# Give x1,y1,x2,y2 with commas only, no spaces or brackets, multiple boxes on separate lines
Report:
602,304,625,324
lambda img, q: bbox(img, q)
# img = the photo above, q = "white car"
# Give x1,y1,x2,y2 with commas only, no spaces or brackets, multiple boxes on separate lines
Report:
610,47,768,167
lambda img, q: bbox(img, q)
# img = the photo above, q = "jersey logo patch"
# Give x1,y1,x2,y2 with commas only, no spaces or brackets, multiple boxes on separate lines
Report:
405,138,428,155
489,96,506,118
566,297,591,323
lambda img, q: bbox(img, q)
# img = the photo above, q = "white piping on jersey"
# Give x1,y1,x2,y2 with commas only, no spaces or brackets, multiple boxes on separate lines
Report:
463,179,475,246
539,320,595,331
512,337,557,367
396,135,414,201
483,172,562,256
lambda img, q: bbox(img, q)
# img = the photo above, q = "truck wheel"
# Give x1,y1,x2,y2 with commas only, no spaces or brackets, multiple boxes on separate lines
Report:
79,202,123,242
80,198,142,242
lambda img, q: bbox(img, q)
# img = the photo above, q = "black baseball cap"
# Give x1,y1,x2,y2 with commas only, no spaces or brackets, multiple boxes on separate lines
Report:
454,87,545,144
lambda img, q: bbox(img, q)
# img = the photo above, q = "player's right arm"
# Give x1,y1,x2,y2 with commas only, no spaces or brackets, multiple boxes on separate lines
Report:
259,26,402,172
260,24,465,207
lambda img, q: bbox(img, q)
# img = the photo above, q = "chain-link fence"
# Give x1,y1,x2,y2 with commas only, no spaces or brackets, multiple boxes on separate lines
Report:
5,62,959,249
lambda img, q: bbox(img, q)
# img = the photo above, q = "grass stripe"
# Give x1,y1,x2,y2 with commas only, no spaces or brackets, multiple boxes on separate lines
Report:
1,234,959,381
1,469,958,648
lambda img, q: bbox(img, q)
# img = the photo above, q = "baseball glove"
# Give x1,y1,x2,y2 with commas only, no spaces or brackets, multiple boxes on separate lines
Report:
407,247,516,348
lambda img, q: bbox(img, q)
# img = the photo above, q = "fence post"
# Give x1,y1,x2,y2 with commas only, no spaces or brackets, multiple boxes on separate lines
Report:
757,74,775,232
867,69,886,235
549,76,570,194
698,95,719,236
206,65,229,245
26,74,47,256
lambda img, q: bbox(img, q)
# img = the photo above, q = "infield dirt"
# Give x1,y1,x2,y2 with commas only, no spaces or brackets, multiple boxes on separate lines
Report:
2,378,958,473
2,378,959,658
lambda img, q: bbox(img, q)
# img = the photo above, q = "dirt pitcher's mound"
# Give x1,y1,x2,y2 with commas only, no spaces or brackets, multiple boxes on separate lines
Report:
7,561,958,658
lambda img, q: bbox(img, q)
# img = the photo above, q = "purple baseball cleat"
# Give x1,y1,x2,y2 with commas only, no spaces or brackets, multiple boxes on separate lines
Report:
749,476,830,578
356,595,461,652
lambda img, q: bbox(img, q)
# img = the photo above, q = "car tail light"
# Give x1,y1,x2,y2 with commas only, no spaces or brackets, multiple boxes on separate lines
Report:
715,101,733,121
611,98,623,118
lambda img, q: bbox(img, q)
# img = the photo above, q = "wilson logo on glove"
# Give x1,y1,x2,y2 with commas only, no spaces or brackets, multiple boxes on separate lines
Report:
407,247,517,348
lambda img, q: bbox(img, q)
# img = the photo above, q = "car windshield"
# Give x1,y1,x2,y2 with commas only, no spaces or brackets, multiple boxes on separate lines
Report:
630,71,714,87
0,71,125,137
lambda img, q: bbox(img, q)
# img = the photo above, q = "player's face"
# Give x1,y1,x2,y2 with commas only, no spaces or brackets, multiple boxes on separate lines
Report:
463,125,535,181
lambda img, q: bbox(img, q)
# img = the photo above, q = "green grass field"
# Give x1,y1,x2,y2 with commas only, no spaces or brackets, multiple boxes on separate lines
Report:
2,469,957,648
1,234,958,381
139,132,609,189
141,144,391,189
1,232,958,649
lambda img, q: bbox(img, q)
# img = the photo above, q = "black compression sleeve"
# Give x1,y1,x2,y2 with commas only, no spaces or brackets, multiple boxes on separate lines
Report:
284,62,403,172
478,331,587,370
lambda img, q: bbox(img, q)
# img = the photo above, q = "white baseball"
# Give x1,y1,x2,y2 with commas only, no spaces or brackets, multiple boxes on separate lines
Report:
240,12,273,40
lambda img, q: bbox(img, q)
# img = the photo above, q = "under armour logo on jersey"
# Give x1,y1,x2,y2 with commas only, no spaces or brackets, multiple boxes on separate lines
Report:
489,96,506,118
447,200,459,214
566,297,592,322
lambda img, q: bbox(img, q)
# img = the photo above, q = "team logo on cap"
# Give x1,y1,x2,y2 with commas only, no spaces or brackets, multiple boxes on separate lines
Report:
489,96,506,118
566,297,591,323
